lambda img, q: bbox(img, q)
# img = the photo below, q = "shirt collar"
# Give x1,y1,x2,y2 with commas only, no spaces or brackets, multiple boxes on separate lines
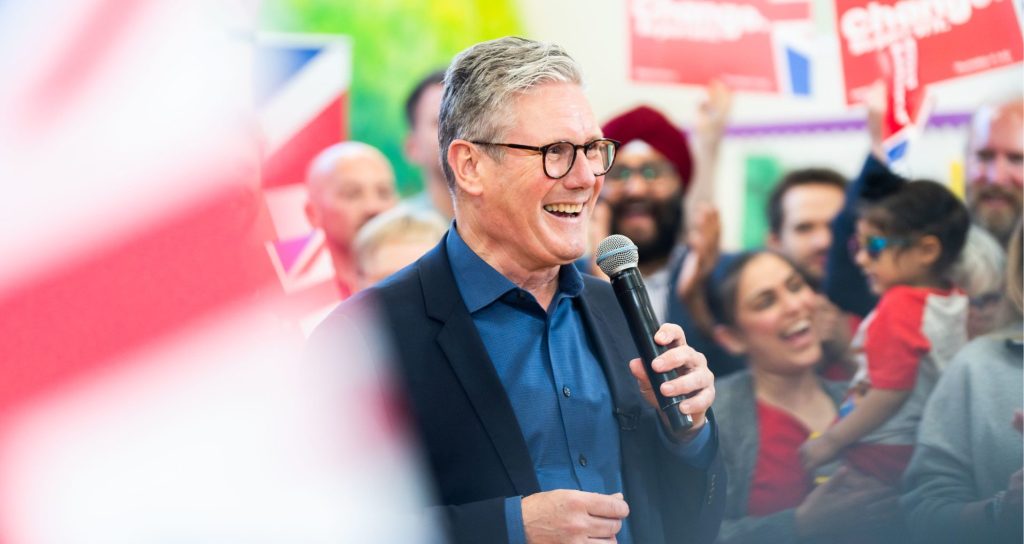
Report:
446,222,584,313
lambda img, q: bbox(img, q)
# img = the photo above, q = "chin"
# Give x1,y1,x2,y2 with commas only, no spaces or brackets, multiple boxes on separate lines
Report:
544,240,586,264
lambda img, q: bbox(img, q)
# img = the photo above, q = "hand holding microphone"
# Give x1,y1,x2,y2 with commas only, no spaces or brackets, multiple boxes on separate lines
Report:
597,235,715,435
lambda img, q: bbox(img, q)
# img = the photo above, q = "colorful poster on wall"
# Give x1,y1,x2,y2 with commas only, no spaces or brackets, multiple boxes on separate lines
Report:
627,0,815,94
742,155,782,249
834,0,1024,106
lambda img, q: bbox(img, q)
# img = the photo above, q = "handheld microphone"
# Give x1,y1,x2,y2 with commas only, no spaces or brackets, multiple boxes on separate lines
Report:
597,234,693,432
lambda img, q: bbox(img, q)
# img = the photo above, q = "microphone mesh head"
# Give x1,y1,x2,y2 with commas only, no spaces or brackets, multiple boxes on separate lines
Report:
596,234,639,276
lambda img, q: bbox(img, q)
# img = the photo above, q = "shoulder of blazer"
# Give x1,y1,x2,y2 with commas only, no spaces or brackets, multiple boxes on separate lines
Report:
348,235,455,325
580,274,620,313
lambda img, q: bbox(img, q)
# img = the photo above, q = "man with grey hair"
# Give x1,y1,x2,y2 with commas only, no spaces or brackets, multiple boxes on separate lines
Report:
311,37,724,543
964,99,1023,246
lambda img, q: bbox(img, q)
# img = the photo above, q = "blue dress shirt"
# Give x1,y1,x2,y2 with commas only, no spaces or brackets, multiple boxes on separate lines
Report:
446,226,712,544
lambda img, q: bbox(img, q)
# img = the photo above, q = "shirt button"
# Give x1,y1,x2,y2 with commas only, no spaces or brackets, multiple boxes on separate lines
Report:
563,386,571,398
578,454,588,467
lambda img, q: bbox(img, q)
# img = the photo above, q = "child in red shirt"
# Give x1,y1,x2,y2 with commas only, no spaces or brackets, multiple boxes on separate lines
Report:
801,180,971,486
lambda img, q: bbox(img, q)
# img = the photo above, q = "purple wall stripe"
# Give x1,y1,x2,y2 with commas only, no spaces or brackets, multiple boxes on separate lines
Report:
713,111,973,137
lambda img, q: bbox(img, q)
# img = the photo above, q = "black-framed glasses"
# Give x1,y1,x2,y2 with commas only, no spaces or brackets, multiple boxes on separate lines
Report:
470,138,620,179
605,162,676,184
847,234,912,261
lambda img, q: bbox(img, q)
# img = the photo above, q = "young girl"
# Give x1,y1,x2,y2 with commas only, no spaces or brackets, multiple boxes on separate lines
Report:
801,180,971,486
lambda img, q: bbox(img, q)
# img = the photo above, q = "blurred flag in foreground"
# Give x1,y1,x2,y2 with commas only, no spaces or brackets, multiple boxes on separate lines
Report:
0,1,439,542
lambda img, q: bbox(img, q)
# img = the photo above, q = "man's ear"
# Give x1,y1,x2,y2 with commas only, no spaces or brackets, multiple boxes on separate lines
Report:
914,234,942,268
403,133,417,161
713,324,748,356
765,232,781,251
448,139,485,196
304,199,320,229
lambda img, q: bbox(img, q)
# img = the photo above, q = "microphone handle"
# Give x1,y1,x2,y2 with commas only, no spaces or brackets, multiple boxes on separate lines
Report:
610,268,693,432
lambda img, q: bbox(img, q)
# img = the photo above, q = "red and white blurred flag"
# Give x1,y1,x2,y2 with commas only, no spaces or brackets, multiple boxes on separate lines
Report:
0,1,439,542
255,33,353,334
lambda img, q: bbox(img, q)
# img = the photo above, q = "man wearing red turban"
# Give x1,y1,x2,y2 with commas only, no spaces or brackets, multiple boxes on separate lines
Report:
601,104,745,377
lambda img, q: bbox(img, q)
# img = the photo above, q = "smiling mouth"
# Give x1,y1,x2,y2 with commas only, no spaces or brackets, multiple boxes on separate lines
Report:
544,203,584,218
780,319,812,342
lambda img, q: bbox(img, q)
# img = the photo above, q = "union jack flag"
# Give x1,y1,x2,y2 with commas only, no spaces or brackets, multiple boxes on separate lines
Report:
256,33,351,332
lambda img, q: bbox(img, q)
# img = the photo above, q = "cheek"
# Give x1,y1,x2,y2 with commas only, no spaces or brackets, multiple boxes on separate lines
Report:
323,198,352,219
791,234,815,250
650,183,678,201
736,311,779,343
335,199,361,218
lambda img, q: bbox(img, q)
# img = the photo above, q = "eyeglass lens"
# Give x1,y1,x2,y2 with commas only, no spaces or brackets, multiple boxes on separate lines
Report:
606,163,668,182
544,140,616,178
847,235,890,260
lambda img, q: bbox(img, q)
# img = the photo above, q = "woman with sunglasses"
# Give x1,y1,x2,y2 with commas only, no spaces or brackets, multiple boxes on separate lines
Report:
709,250,900,543
802,180,971,491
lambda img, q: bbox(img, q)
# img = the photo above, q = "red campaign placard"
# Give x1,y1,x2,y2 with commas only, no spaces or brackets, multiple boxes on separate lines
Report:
628,0,812,92
835,0,1024,105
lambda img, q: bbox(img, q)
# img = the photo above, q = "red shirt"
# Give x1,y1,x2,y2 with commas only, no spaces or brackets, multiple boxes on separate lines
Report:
747,401,814,516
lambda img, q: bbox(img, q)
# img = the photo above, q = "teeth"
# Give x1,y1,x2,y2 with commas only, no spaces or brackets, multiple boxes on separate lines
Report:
783,320,810,336
544,203,584,214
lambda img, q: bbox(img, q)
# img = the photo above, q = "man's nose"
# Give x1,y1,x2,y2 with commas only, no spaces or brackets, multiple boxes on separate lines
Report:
368,195,394,215
623,171,649,197
983,154,1016,187
811,227,832,250
563,150,598,190
854,246,869,268
978,153,1019,187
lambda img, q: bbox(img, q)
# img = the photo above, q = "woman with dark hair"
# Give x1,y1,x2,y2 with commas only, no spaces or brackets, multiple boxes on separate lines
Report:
709,250,899,543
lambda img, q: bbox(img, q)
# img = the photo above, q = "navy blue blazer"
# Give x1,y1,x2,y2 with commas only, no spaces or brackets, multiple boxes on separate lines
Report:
311,233,726,543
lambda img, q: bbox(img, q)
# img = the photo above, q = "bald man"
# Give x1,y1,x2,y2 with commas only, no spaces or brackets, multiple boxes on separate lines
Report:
965,99,1024,246
305,141,398,297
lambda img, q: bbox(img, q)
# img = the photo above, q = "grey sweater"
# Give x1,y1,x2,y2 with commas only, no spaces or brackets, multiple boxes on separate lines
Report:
714,371,847,544
901,323,1024,543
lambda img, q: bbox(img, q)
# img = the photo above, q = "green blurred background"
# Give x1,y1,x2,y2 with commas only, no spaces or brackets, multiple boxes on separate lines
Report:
261,1,522,197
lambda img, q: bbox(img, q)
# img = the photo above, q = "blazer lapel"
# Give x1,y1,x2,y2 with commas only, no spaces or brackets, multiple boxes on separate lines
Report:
575,284,645,414
419,236,540,496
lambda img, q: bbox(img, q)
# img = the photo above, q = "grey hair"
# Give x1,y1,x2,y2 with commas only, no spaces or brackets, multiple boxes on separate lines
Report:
950,224,1006,298
437,36,584,189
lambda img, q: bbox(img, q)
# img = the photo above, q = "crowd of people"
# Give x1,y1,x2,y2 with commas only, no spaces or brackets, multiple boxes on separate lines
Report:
305,36,1023,543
